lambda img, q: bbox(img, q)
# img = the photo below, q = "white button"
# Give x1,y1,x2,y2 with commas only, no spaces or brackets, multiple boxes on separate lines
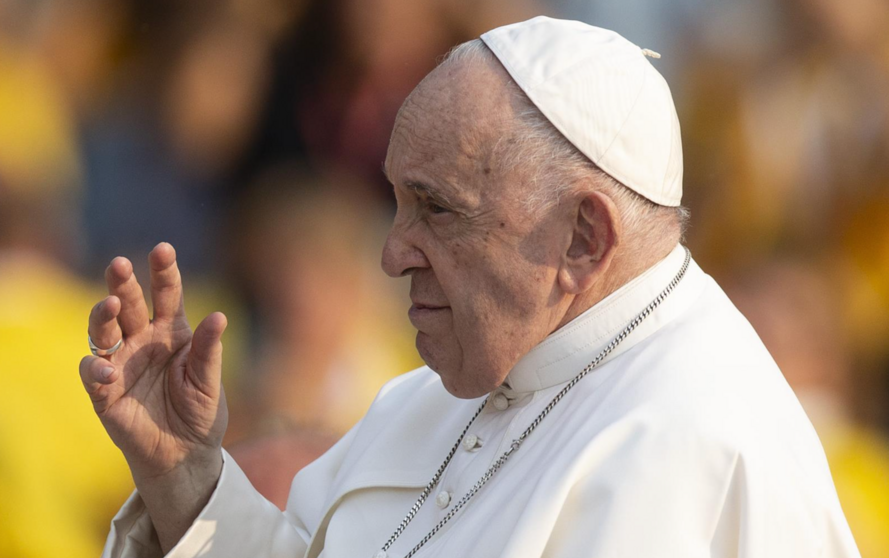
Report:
462,434,482,452
373,552,387,558
435,491,451,508
492,392,509,411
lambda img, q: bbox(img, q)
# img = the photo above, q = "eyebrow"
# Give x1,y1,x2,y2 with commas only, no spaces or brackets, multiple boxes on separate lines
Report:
405,180,457,206
381,164,466,209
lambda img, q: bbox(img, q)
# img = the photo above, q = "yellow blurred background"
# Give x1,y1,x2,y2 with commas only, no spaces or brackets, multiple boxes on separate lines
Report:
0,0,887,556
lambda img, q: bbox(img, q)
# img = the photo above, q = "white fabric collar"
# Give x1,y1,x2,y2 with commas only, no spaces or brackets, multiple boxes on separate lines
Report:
503,243,692,394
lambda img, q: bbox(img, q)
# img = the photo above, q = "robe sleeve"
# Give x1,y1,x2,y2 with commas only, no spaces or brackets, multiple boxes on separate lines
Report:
100,425,361,558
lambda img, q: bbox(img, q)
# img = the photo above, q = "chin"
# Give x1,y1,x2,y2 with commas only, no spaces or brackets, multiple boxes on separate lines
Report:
417,333,505,399
436,370,494,399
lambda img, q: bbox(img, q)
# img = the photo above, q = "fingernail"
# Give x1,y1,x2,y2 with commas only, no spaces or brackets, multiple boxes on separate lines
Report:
101,367,114,379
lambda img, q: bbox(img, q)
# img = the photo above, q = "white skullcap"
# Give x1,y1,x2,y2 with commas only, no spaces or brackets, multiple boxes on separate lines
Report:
481,16,683,207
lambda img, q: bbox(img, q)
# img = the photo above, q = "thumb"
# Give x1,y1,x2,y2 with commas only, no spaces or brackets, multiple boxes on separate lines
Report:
187,312,227,395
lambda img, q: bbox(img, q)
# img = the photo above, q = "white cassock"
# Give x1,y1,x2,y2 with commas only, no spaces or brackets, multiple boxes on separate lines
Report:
101,244,861,558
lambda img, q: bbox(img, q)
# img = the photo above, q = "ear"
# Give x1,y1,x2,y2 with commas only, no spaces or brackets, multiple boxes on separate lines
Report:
558,190,621,294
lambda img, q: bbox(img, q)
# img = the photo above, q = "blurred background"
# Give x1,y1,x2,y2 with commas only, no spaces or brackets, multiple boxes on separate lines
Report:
0,0,887,556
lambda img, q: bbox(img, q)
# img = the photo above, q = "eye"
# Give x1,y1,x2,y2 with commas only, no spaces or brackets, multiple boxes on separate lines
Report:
427,201,450,215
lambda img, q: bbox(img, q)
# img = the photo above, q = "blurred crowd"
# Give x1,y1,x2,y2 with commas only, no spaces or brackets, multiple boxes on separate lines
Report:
0,0,887,556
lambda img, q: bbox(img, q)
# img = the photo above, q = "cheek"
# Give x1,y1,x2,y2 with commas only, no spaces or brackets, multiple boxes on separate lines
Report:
422,236,558,393
452,263,550,325
438,231,553,322
448,261,553,364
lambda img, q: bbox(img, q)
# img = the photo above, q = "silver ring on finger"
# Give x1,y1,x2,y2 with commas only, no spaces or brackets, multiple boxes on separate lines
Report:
88,336,123,357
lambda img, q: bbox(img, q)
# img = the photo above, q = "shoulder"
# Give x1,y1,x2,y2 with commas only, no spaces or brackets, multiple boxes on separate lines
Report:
374,365,443,400
558,272,830,482
578,274,837,498
616,275,800,435
363,366,453,420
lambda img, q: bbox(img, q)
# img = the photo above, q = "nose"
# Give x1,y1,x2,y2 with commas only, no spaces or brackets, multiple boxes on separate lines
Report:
381,220,430,277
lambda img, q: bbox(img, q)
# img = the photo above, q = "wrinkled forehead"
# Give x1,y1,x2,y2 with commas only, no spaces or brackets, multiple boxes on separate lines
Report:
385,58,520,184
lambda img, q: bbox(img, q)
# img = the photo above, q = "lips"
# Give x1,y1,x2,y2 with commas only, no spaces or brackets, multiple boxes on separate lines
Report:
408,302,450,328
411,302,448,310
409,277,449,328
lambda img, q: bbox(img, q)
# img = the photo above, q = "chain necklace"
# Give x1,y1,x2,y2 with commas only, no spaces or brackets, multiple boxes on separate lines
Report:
374,248,691,558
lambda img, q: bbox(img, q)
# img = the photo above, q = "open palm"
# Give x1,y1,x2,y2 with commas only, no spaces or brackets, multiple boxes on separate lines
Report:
80,243,228,482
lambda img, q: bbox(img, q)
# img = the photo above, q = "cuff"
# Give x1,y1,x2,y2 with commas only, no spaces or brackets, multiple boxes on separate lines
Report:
102,449,306,558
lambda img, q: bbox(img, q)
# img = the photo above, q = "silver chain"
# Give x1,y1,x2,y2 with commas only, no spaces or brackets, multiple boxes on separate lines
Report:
376,248,691,558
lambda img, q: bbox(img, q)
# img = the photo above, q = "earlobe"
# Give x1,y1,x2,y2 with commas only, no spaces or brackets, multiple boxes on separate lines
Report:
557,266,580,293
558,191,620,295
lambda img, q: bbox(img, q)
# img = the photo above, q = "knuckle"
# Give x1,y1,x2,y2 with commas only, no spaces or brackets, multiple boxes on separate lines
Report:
92,395,112,415
153,281,180,293
149,258,176,274
88,385,109,402
153,266,181,283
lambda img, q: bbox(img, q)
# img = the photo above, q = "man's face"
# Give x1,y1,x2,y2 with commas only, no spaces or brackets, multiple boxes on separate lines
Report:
382,58,570,398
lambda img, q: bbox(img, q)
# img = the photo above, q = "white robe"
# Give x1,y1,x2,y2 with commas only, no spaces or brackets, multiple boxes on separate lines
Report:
101,244,861,558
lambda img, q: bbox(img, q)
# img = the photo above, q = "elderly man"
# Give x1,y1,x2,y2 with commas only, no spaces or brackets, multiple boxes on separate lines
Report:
82,17,860,558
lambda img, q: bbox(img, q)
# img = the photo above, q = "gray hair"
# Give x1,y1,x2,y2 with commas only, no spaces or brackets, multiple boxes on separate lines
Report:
441,40,690,249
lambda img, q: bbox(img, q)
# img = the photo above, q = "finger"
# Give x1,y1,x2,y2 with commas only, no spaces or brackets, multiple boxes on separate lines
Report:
186,312,227,395
105,256,150,336
79,355,123,414
148,242,186,324
88,296,123,356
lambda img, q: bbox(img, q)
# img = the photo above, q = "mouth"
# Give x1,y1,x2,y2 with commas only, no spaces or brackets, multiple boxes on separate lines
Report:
411,301,448,310
408,303,450,327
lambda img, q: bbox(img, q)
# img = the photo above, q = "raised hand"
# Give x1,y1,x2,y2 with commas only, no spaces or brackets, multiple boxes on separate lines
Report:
80,243,228,551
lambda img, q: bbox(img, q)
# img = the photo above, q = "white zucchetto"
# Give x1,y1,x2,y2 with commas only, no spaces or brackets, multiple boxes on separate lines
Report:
481,16,684,206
